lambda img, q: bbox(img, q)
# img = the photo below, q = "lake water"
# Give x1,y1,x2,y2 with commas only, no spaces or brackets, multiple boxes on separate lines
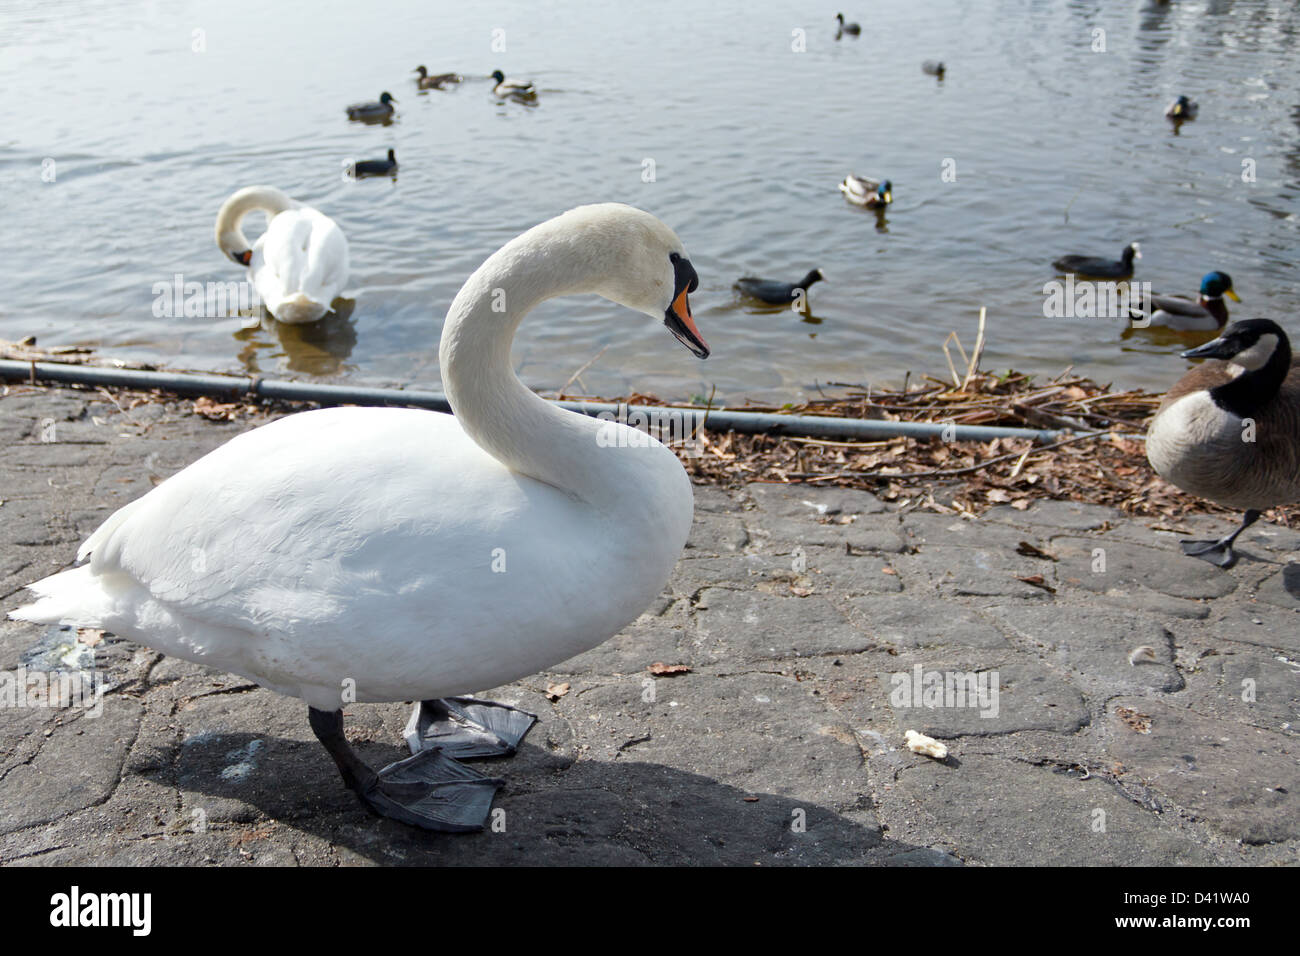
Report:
2,0,1298,404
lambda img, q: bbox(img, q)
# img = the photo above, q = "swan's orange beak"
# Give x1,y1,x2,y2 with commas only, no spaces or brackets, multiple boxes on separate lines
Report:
665,287,709,359
232,250,252,266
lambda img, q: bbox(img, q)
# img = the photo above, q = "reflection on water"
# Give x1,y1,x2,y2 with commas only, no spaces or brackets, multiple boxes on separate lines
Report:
2,0,1299,403
234,301,358,377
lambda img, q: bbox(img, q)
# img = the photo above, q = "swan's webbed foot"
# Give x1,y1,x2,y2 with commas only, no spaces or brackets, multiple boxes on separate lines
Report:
404,697,537,759
308,706,503,832
365,749,502,832
1178,509,1261,569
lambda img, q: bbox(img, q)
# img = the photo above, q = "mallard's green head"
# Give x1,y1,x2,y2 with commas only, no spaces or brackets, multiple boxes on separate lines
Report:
379,91,396,105
879,180,893,203
491,70,506,83
1201,271,1239,302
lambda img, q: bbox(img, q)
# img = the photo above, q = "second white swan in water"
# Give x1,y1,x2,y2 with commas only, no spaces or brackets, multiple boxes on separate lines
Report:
12,203,709,831
215,186,350,324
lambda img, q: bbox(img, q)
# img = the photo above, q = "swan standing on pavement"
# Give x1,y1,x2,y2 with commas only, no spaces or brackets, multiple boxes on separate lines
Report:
214,186,349,324
11,203,710,831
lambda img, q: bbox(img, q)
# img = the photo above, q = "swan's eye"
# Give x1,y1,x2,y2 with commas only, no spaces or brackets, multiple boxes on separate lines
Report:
669,252,680,263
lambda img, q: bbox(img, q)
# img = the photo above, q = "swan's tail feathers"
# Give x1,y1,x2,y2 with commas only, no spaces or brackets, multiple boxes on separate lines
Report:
78,496,143,564
8,565,111,628
271,293,329,325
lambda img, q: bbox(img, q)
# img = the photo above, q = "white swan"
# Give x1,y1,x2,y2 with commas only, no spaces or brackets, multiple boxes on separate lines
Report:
215,186,349,325
11,203,709,831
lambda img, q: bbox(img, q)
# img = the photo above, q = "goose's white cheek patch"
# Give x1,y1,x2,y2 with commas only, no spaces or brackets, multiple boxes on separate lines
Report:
1230,334,1278,372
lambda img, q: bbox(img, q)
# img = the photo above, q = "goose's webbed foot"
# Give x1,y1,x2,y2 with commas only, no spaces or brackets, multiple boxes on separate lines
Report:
1178,509,1261,569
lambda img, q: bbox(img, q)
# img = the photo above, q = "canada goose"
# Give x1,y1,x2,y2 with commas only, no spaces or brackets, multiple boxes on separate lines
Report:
1146,318,1300,567
1165,95,1198,121
835,13,861,35
1130,271,1239,332
839,174,892,208
735,269,825,305
346,92,396,121
1052,242,1140,280
348,149,398,178
491,70,536,98
214,186,349,324
414,66,462,89
11,204,708,831
922,60,946,77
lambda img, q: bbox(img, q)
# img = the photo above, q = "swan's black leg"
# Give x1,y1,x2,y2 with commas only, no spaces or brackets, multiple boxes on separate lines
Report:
404,697,537,759
308,706,502,832
1179,509,1261,568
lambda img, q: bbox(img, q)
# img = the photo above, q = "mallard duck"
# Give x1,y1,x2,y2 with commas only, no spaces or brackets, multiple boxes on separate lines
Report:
11,204,709,832
1052,242,1140,280
1146,318,1300,567
491,70,536,98
922,60,946,77
348,149,398,179
1130,271,1239,332
1165,95,1198,120
345,92,396,121
839,175,892,208
835,13,861,35
414,66,462,89
735,269,824,305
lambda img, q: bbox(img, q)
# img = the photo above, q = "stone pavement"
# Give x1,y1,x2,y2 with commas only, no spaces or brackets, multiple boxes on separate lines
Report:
1,385,1297,865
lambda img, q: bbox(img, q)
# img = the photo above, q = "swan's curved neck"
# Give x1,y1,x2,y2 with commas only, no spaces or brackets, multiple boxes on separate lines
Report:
439,222,661,510
215,186,296,257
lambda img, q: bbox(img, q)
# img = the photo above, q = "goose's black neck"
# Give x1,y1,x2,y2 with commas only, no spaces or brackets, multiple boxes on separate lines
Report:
1210,335,1291,419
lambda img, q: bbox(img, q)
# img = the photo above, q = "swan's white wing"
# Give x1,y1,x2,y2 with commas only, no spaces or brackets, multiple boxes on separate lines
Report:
252,208,348,319
36,406,637,705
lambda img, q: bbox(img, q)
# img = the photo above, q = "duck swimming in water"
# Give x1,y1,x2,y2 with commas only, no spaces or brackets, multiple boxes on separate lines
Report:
1052,242,1140,280
491,70,536,99
735,269,825,306
1130,271,1239,332
346,92,397,121
839,175,892,208
1165,95,1198,121
835,13,861,36
348,149,398,178
414,66,462,89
